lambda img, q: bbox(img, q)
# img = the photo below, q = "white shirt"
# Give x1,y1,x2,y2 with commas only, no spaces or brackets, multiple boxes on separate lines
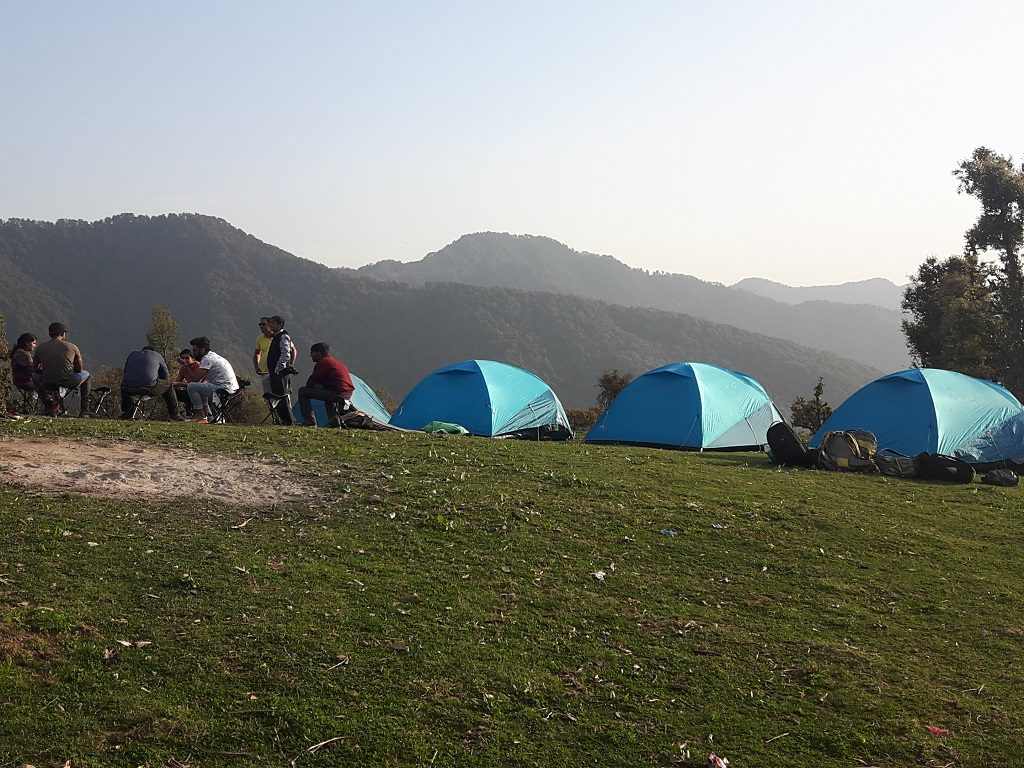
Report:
199,351,239,392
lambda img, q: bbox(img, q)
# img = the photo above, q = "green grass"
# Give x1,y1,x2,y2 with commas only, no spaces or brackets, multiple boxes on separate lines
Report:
2,419,1024,767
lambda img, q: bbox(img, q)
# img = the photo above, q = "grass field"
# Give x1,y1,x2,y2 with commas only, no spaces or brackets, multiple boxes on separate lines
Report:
2,419,1023,767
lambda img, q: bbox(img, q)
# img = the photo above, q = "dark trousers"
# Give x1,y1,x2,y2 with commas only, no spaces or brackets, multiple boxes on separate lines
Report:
173,384,194,415
121,379,177,416
269,372,294,425
298,386,346,424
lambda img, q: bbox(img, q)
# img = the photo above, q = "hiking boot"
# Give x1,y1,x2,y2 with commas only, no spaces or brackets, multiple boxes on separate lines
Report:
168,413,187,422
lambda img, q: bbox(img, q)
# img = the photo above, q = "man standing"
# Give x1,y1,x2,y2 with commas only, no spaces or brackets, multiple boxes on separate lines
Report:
254,316,296,395
297,342,355,428
253,317,274,394
186,336,239,424
35,322,92,416
265,315,294,426
120,345,186,421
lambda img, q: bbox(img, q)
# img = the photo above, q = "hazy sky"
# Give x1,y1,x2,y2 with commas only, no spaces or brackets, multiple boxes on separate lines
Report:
3,1,1021,285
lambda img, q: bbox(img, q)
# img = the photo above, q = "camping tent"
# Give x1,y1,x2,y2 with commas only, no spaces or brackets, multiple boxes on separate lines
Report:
585,362,784,450
808,368,1024,464
956,411,1024,467
291,373,392,426
389,359,573,438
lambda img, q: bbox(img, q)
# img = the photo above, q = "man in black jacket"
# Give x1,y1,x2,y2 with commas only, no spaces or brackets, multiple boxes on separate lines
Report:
266,315,295,426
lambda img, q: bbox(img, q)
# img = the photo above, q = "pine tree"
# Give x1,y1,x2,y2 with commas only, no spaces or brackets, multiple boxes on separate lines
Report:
146,307,179,366
790,377,833,431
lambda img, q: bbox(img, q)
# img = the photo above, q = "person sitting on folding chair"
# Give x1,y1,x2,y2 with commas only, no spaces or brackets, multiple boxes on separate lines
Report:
173,349,203,416
11,333,42,409
120,345,186,421
186,336,239,424
35,322,92,417
265,315,295,426
297,342,355,428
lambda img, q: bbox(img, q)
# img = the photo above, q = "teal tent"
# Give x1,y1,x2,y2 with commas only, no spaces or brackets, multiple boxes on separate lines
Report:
389,360,572,439
291,373,391,426
808,368,1024,464
585,362,783,450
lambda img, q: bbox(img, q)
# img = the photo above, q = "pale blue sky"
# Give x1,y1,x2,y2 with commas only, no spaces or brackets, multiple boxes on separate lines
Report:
3,1,1021,285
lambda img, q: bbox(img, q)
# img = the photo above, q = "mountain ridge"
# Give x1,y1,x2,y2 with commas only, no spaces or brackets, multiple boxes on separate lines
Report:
355,232,911,372
0,214,881,409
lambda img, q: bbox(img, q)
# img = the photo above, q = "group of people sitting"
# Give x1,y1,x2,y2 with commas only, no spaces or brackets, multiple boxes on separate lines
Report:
9,316,358,428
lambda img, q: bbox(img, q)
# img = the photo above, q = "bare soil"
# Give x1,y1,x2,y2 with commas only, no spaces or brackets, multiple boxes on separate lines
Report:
0,436,317,505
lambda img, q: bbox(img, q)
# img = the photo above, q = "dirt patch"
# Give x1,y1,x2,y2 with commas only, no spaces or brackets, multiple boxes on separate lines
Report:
0,437,317,506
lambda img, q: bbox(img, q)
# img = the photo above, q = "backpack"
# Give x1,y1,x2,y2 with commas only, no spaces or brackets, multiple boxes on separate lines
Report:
874,448,918,478
767,421,815,467
915,453,976,484
817,429,878,472
982,469,1019,487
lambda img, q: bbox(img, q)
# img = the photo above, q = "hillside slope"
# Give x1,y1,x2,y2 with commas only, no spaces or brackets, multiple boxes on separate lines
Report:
732,276,906,311
0,215,879,407
356,232,910,372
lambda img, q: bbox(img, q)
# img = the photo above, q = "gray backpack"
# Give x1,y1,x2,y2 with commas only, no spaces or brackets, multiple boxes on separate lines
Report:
818,429,878,472
874,449,917,478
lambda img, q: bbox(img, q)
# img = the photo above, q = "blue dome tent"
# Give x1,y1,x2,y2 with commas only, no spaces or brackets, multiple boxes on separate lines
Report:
808,368,1024,464
389,360,572,439
291,372,392,426
956,411,1024,467
585,362,783,450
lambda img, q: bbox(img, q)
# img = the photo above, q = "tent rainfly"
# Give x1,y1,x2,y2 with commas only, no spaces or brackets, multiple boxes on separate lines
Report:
585,362,783,450
389,359,572,439
809,368,1024,466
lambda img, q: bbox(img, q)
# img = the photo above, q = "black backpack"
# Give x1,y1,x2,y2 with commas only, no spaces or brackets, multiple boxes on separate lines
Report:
982,469,1019,487
767,422,815,468
915,453,976,484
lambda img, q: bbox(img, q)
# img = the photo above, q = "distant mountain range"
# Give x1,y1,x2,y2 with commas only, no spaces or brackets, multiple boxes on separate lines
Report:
0,214,882,409
732,276,906,312
355,233,910,373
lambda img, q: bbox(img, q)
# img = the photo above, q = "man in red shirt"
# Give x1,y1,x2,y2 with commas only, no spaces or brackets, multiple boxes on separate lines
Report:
297,342,355,428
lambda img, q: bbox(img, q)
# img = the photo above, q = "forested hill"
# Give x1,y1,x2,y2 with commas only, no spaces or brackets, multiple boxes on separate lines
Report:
0,214,880,408
356,232,910,372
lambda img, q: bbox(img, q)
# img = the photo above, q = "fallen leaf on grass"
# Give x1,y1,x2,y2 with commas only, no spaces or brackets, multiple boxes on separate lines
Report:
591,570,606,581
925,725,950,735
231,518,254,529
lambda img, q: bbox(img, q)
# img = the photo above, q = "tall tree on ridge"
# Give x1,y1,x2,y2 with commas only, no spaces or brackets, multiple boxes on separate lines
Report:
953,147,1024,394
901,254,1000,381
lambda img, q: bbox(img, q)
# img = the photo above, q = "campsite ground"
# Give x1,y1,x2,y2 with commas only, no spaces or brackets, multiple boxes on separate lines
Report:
1,419,1023,768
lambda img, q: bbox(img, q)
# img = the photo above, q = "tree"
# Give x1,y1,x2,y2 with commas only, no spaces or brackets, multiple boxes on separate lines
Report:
595,369,633,409
789,377,833,431
146,306,179,367
954,147,1024,394
901,254,1000,380
0,312,10,413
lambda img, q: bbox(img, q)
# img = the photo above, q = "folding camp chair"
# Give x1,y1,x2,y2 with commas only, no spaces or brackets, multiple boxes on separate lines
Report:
122,387,154,420
43,383,82,417
209,379,250,425
261,392,289,425
14,385,40,415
